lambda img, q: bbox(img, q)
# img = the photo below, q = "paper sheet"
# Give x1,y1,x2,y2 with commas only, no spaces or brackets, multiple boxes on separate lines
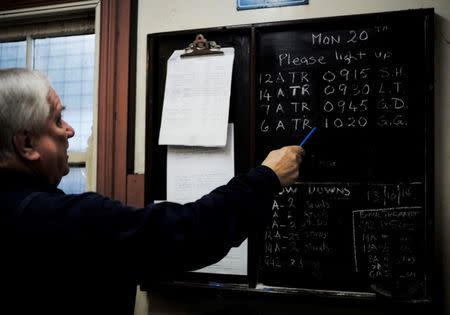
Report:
158,47,235,146
166,124,248,275
194,239,248,275
166,123,234,203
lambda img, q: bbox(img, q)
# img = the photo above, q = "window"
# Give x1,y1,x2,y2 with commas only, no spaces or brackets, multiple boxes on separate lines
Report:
35,34,95,194
0,15,96,194
0,41,26,68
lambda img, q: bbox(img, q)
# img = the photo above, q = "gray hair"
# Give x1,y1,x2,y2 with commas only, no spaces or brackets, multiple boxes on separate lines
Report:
0,68,51,165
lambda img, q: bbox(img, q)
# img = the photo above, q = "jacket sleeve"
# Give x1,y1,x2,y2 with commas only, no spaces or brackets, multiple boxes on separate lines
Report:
16,165,280,277
135,165,280,273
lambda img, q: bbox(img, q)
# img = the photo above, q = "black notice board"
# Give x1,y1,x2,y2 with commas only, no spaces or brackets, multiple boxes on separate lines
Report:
145,9,434,302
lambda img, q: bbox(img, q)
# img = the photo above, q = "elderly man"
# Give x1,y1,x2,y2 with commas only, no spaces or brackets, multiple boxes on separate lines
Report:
0,68,304,315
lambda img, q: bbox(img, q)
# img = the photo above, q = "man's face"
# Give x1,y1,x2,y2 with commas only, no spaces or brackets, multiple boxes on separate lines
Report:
34,88,75,186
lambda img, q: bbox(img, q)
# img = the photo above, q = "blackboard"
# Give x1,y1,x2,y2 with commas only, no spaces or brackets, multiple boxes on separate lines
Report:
254,10,433,299
145,8,434,303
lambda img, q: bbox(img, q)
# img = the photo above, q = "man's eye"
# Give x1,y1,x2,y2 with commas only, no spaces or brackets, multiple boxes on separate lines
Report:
56,117,62,127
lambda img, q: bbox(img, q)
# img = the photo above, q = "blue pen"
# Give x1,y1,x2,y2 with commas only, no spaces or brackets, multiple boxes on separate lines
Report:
299,127,317,147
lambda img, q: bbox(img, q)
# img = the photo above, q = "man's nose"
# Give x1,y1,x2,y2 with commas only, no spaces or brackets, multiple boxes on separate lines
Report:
63,119,75,138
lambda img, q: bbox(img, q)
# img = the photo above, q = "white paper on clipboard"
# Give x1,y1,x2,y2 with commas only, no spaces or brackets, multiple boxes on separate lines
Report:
158,47,234,147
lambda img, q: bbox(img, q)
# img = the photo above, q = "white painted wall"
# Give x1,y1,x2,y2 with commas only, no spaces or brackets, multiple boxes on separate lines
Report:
135,0,450,313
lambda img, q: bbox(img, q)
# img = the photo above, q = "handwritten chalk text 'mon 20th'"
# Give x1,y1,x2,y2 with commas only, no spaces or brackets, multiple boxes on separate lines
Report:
311,30,369,46
310,25,391,47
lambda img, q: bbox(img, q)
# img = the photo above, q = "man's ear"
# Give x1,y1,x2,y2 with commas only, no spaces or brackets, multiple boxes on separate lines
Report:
13,130,40,161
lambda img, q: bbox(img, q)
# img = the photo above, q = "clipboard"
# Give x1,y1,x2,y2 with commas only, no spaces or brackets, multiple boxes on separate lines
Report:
158,36,233,147
181,34,224,58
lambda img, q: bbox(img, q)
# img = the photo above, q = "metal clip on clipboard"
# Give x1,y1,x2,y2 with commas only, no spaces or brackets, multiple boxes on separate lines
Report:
180,34,224,58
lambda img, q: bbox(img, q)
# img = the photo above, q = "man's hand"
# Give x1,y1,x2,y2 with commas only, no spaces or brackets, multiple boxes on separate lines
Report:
262,146,305,187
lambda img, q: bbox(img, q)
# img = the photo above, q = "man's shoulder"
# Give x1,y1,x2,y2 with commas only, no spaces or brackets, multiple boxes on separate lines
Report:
21,190,107,212
0,175,108,219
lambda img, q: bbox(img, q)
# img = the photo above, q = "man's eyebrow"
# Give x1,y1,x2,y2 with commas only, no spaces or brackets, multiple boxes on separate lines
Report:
61,106,66,112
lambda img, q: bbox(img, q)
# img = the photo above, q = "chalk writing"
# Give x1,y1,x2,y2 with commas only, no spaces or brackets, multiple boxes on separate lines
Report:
257,26,410,133
352,207,425,296
262,182,425,292
311,30,369,46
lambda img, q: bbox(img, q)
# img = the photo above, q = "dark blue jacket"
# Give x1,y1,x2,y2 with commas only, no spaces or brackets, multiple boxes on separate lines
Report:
0,166,279,315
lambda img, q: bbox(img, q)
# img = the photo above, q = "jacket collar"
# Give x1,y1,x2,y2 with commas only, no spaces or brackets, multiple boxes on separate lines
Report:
0,168,58,193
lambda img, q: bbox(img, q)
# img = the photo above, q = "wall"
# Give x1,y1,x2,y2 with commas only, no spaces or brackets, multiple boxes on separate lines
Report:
134,0,450,314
